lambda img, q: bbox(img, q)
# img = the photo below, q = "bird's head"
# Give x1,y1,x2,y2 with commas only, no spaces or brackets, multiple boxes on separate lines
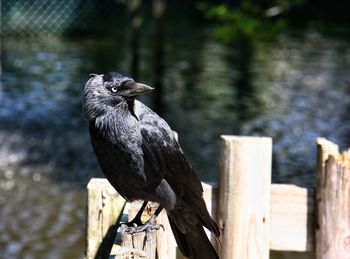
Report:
82,72,154,120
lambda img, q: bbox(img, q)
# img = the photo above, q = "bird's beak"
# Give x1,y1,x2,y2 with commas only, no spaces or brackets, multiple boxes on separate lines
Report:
128,82,154,96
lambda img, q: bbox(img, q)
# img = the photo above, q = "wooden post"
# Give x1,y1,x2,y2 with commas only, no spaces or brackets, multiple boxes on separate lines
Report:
217,136,272,259
85,178,126,259
155,208,179,259
123,201,158,258
316,138,350,259
114,247,147,258
115,184,216,259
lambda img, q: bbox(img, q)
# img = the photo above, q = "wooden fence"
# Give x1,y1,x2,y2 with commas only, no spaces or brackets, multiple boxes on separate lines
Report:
85,136,350,259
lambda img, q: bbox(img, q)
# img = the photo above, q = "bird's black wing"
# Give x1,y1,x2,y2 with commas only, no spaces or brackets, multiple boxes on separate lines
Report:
140,123,202,197
136,104,219,236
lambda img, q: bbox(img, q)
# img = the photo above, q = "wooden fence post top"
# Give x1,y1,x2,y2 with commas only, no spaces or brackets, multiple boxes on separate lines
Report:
87,178,117,191
221,135,272,142
316,138,350,259
317,138,340,157
218,135,272,259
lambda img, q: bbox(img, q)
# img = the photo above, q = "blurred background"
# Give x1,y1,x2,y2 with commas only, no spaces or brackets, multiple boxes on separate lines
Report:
0,0,349,258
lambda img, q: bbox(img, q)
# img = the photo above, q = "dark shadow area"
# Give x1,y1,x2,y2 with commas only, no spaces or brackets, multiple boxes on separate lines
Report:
270,251,315,259
153,0,166,115
94,222,120,259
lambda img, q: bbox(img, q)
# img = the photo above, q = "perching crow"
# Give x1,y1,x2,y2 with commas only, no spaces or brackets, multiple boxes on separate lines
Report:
82,72,220,259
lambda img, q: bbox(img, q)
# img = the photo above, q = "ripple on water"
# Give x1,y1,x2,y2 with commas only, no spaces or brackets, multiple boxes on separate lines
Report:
0,173,85,258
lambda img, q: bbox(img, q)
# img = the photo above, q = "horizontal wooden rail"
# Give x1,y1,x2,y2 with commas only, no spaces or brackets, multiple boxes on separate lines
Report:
270,184,314,251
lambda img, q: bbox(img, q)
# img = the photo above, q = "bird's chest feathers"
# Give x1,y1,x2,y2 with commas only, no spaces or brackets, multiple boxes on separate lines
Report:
93,112,145,179
96,110,140,145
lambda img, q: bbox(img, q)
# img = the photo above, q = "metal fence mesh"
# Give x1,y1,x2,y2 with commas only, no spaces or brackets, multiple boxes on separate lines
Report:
1,0,97,35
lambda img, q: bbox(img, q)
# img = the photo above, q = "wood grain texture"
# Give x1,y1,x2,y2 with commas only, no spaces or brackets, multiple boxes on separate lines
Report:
85,178,126,259
218,136,272,259
155,208,178,259
270,184,314,251
121,231,157,259
125,185,215,259
125,201,158,259
106,183,215,259
114,246,147,259
316,138,350,259
87,179,316,257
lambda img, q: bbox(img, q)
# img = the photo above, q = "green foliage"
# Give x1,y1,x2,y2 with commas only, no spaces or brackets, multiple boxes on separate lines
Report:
197,0,303,43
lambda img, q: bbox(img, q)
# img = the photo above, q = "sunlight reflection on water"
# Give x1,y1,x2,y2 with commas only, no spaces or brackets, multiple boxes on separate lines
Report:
0,26,349,258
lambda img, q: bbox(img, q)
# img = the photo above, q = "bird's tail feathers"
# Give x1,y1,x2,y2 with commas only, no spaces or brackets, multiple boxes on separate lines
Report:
168,216,219,259
183,191,220,237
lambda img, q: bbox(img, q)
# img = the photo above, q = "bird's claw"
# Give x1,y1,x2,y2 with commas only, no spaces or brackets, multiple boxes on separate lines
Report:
118,219,164,240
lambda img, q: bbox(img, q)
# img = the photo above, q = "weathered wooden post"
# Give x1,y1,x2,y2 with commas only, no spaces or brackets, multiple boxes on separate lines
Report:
85,178,126,259
316,138,350,259
121,202,158,259
155,206,178,259
115,184,215,259
217,136,272,259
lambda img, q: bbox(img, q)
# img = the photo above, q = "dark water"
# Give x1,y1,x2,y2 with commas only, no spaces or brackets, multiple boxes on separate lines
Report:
1,11,350,259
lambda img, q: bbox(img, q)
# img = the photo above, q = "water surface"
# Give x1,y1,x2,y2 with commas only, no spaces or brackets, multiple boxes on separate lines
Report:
1,14,350,258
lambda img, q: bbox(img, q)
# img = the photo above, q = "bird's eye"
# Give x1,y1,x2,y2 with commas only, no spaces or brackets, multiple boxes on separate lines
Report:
111,86,118,93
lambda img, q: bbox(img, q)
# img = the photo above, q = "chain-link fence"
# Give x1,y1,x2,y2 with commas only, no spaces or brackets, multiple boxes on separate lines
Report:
0,0,119,36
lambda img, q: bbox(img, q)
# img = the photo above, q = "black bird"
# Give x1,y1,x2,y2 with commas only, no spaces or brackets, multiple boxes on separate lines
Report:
82,72,220,259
